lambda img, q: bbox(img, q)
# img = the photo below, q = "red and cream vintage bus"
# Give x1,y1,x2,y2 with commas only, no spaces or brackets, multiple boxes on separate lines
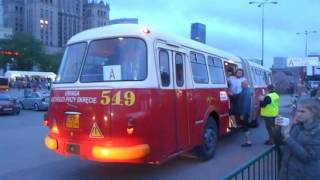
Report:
44,24,271,164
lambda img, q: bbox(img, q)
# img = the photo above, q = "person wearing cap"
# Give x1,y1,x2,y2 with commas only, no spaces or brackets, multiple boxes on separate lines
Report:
260,84,279,145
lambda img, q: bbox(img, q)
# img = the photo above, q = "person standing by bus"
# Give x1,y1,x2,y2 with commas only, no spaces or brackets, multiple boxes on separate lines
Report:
260,84,279,145
274,98,320,180
228,68,246,128
239,80,252,147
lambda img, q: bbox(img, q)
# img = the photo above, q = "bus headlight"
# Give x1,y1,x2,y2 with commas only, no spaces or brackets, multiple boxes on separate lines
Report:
45,136,58,150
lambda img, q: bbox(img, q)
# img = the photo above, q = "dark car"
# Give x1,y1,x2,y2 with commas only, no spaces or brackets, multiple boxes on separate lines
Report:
0,93,21,115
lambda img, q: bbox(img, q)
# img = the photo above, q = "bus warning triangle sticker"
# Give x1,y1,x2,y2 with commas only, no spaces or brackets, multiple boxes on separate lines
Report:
90,122,104,138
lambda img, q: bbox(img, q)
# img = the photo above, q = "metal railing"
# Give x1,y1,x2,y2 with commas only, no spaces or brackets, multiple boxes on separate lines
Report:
223,146,281,180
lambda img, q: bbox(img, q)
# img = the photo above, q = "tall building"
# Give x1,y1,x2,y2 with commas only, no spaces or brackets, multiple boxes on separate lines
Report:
24,0,59,53
83,1,109,30
1,0,109,54
191,23,206,44
57,0,84,48
272,57,287,69
2,0,25,33
0,0,3,27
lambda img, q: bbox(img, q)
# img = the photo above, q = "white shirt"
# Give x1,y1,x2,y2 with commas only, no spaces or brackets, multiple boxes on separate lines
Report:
228,76,246,95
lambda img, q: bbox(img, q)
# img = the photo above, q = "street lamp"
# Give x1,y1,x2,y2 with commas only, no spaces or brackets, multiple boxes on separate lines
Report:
296,30,317,57
249,0,278,66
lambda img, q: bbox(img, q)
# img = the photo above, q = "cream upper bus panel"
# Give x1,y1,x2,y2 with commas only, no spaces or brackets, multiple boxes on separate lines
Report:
247,60,271,72
55,25,160,89
246,60,271,88
61,24,241,90
68,24,241,62
67,24,241,68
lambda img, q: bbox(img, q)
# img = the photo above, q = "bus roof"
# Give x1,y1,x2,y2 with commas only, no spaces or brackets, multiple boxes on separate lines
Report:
5,70,56,79
246,59,271,72
67,24,241,62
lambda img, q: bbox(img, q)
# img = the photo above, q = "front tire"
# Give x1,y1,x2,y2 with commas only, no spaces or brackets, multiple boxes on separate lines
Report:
195,117,218,161
34,103,39,111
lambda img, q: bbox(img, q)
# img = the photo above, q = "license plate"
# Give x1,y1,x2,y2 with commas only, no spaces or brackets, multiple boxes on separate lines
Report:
66,144,80,154
3,108,13,111
66,114,79,128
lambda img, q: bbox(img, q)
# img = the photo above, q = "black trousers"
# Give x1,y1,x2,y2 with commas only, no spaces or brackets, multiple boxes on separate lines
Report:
262,116,276,142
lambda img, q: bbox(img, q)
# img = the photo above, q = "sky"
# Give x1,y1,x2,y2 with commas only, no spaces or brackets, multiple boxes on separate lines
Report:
104,0,320,67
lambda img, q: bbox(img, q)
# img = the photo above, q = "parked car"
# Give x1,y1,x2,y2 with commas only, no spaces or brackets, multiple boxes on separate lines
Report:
21,91,49,111
0,93,21,115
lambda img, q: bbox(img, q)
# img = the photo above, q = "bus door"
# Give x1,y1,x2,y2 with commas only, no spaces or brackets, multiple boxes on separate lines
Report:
172,51,189,150
157,44,189,154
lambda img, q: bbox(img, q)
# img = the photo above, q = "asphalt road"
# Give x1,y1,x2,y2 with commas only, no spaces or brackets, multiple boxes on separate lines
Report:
0,93,292,180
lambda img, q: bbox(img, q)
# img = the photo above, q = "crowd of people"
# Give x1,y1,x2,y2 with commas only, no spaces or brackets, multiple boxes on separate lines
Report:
9,77,52,90
228,67,320,179
275,98,320,180
227,67,280,148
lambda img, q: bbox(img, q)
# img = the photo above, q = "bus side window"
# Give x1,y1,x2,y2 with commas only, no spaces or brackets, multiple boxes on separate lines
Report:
208,56,225,84
175,53,184,87
251,67,256,84
159,50,170,87
263,72,268,86
258,70,262,85
190,52,209,84
255,69,260,85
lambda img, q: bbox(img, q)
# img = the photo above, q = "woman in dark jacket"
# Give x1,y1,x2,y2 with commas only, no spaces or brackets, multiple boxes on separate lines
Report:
275,98,320,180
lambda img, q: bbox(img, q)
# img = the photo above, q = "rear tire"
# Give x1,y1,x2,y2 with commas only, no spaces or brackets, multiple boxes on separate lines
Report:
15,107,20,115
195,117,218,161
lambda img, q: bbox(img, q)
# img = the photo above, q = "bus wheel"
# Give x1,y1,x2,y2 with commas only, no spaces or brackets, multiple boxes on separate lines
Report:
196,117,218,161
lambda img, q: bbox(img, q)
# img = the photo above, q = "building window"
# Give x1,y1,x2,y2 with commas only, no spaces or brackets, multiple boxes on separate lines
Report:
40,9,44,18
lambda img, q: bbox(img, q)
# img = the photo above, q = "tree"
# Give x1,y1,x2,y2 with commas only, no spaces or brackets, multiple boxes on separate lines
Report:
0,33,45,70
38,53,63,73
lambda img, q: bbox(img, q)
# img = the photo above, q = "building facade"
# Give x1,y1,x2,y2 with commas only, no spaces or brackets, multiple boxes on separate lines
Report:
272,56,287,69
0,0,3,27
83,1,109,30
1,0,109,54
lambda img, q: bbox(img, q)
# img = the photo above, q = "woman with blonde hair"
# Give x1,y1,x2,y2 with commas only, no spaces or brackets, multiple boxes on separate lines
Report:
275,98,320,180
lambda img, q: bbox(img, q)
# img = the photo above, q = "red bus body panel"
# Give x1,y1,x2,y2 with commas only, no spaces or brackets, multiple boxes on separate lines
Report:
46,87,229,163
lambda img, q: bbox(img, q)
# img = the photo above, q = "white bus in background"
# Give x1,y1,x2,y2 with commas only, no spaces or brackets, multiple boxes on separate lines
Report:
4,70,56,81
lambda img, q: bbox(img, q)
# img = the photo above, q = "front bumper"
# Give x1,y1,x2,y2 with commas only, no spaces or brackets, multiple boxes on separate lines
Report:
39,103,49,110
45,135,150,163
0,106,17,114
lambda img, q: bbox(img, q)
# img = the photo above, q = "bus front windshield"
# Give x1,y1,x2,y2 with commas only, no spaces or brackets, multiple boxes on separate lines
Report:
56,42,87,83
80,37,147,82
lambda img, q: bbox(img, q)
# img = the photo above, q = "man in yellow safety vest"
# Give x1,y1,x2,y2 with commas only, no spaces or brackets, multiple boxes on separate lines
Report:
260,84,279,145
